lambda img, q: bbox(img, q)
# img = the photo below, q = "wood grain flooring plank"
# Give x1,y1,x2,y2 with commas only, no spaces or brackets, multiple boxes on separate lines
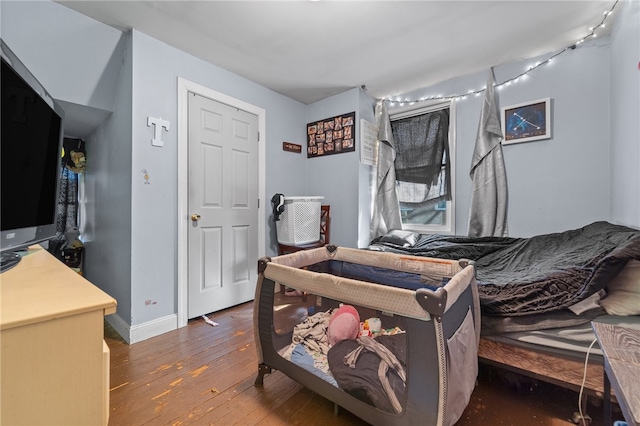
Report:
110,319,253,391
109,336,256,424
109,314,254,387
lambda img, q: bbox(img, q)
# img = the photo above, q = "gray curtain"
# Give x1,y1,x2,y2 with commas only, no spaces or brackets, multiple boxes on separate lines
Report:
370,100,402,241
468,70,509,237
391,109,450,204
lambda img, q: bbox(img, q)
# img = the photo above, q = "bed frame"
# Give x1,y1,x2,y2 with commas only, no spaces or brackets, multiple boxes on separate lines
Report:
478,331,610,423
478,337,605,396
253,246,480,426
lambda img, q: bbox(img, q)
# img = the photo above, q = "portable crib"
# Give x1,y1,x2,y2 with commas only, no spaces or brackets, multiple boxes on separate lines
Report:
253,245,480,426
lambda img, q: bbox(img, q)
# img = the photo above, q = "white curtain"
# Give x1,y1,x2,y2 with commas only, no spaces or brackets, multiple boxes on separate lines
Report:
370,100,402,241
468,70,509,237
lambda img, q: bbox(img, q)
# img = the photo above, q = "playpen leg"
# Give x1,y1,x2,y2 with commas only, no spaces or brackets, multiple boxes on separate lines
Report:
254,363,272,387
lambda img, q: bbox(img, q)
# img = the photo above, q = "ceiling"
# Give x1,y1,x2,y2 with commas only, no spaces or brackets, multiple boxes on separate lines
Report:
57,1,617,105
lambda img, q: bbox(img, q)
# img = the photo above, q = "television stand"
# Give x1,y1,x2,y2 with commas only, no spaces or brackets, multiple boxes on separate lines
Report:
1,245,117,425
0,251,21,273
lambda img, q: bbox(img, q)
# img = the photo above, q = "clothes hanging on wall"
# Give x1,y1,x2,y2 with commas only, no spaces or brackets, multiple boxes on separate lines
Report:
48,137,84,266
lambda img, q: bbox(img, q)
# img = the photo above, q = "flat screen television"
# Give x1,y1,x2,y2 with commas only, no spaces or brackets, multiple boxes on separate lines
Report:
1,39,65,272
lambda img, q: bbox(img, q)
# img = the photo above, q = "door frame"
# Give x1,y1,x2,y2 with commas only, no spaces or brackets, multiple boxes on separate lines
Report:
177,77,266,328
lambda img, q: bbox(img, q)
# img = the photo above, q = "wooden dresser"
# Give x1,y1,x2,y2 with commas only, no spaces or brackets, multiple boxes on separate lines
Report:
0,246,117,425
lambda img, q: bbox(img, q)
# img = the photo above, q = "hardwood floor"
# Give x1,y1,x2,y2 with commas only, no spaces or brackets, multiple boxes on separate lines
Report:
105,298,613,426
105,300,367,426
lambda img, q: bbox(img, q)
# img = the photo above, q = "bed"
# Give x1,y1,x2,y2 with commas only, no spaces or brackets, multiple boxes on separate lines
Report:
367,220,640,419
253,246,480,426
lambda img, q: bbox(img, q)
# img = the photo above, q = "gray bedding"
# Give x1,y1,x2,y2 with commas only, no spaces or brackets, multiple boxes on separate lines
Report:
369,221,640,316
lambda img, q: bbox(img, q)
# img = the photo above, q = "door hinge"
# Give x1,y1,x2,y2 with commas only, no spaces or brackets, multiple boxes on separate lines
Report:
258,198,260,208
258,132,260,142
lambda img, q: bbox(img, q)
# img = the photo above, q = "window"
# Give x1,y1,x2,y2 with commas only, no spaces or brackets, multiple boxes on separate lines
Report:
390,100,455,234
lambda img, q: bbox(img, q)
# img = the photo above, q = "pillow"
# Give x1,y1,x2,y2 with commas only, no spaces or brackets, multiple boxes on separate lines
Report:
599,260,640,316
327,304,360,346
379,230,420,248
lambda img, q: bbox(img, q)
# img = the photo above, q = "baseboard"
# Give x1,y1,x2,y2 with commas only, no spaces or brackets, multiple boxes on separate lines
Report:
105,313,178,344
105,313,132,344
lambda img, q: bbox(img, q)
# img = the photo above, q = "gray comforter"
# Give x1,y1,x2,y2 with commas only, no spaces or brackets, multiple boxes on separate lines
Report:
369,221,640,316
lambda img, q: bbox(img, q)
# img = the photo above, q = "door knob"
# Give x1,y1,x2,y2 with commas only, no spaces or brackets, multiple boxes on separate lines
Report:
191,213,201,222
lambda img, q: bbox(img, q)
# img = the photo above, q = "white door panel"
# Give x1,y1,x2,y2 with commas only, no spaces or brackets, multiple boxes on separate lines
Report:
188,93,258,318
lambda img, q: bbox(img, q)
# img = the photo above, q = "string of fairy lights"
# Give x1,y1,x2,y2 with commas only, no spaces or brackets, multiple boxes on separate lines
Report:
383,0,619,106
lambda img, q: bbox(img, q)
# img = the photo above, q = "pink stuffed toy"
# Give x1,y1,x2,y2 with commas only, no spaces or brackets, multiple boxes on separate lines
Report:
327,304,360,346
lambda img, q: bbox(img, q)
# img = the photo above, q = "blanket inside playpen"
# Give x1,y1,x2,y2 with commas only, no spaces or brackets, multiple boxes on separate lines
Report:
277,305,408,413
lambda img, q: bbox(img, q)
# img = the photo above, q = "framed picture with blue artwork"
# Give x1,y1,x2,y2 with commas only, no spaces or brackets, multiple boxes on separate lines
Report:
501,97,551,145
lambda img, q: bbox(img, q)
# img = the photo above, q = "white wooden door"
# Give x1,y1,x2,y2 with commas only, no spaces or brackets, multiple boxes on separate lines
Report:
187,93,258,318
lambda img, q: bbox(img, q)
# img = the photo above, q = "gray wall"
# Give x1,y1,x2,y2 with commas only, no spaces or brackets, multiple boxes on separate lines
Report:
127,30,311,325
1,1,135,323
1,1,312,336
609,0,640,228
83,32,134,324
389,38,622,237
305,87,376,249
384,0,639,236
0,1,124,138
2,0,638,342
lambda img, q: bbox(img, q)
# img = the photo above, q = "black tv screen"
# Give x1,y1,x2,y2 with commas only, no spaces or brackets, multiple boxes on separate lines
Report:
1,40,64,268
